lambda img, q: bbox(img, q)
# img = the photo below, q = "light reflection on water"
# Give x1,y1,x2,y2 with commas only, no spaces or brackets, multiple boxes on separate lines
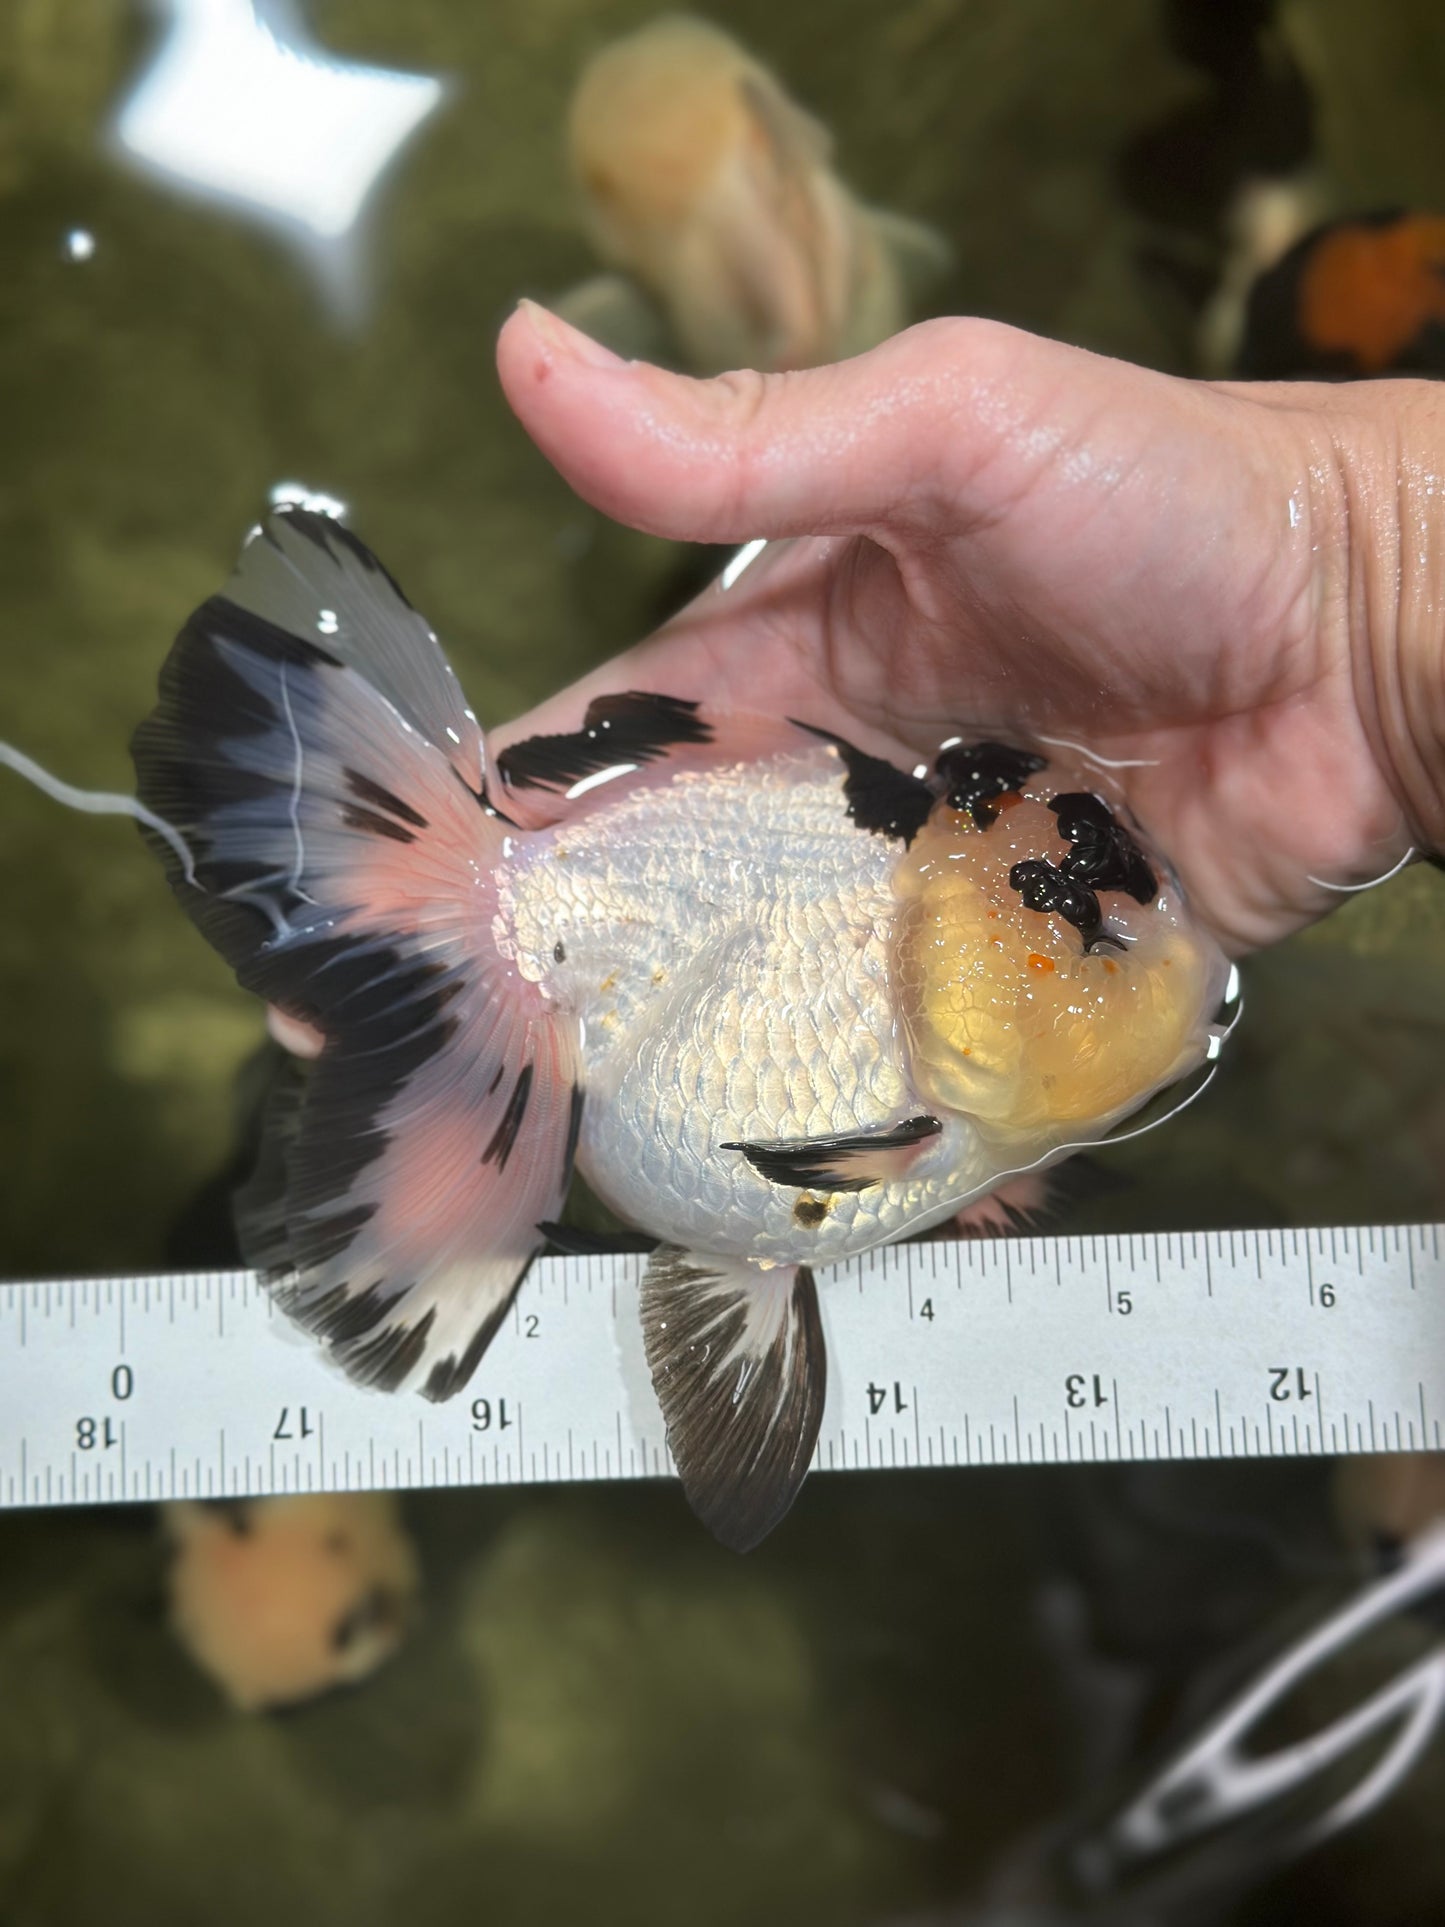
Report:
113,0,446,315
0,5,1443,1925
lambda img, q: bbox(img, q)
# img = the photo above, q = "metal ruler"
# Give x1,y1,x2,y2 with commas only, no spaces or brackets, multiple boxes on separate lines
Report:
2,1225,1442,1510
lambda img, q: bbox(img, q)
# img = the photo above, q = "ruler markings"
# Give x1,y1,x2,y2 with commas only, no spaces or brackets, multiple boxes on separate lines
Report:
3,1226,1444,1508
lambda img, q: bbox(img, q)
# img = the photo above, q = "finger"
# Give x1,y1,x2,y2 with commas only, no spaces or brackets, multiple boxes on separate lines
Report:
496,301,1056,547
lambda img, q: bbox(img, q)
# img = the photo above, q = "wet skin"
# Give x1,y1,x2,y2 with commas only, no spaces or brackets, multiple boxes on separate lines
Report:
492,303,1445,959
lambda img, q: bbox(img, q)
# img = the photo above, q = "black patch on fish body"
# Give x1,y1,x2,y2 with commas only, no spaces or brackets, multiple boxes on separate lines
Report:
792,723,934,844
498,692,713,793
482,1066,533,1170
722,1115,942,1191
1008,858,1104,944
792,1196,830,1228
933,740,1048,828
1049,792,1157,902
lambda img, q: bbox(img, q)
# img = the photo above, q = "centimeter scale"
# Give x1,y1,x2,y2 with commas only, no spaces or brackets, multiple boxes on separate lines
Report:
1,1224,1441,1510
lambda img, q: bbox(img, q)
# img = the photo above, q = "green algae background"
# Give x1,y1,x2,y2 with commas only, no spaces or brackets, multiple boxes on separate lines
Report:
1,3,1444,1923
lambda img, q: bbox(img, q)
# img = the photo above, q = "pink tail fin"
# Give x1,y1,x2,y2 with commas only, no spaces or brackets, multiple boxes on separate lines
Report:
133,507,580,1397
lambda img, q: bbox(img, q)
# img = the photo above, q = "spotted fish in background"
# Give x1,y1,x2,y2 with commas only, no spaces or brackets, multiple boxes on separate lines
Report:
133,509,1232,1548
1238,209,1445,379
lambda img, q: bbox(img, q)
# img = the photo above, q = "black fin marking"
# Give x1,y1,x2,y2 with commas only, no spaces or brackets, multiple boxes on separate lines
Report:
1049,792,1156,902
792,722,934,844
344,767,429,830
422,1287,526,1404
1008,858,1104,945
339,803,418,845
497,692,713,793
722,1115,941,1192
562,1084,585,1188
343,1309,438,1393
483,1065,533,1171
934,740,1047,827
641,1247,826,1552
234,941,467,1236
137,507,580,1403
535,1221,659,1257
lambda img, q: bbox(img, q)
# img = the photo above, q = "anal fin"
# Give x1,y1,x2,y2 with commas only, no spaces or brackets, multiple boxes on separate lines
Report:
641,1247,826,1552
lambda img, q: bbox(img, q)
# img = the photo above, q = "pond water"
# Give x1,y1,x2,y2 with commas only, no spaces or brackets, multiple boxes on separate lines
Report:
1,3,1442,1922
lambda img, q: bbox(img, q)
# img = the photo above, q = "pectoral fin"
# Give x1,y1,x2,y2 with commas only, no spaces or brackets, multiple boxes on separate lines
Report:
641,1246,826,1552
722,1115,941,1192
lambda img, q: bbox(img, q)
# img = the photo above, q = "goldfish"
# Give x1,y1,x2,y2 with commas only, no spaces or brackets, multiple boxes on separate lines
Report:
562,14,949,374
1335,1453,1445,1566
163,1493,418,1710
132,508,1232,1548
1238,209,1445,379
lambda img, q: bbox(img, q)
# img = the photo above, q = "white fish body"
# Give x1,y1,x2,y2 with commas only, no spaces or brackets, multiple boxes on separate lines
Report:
134,510,1231,1548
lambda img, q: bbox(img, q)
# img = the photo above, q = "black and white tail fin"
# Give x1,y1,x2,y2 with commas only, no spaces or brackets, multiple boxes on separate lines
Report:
133,507,581,1399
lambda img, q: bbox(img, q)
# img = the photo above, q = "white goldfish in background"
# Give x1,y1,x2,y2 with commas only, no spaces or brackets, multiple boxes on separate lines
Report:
561,13,950,373
132,509,1232,1549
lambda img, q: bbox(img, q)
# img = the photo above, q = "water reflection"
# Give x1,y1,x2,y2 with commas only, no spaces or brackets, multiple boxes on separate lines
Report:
112,0,446,314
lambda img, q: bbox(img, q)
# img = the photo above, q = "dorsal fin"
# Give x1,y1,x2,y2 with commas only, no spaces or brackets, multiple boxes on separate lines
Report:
791,722,934,843
497,692,713,794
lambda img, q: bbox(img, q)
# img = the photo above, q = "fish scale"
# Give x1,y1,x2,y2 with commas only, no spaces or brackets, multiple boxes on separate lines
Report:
505,757,937,1261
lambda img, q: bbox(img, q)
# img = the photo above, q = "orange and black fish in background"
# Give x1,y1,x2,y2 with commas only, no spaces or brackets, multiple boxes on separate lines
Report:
1237,210,1445,379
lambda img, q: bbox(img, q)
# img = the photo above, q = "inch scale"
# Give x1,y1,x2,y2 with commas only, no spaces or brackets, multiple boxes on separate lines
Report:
1,1224,1442,1510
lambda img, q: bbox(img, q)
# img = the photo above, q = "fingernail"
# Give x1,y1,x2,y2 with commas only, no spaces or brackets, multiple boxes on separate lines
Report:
516,299,625,370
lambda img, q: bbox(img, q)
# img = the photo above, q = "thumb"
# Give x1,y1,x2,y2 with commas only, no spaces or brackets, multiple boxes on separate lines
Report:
496,301,1058,547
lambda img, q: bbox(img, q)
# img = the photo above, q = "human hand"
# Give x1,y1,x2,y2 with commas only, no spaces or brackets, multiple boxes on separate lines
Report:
494,302,1445,956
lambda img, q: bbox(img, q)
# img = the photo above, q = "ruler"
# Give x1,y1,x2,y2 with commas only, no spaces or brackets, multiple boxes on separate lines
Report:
1,1225,1441,1510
